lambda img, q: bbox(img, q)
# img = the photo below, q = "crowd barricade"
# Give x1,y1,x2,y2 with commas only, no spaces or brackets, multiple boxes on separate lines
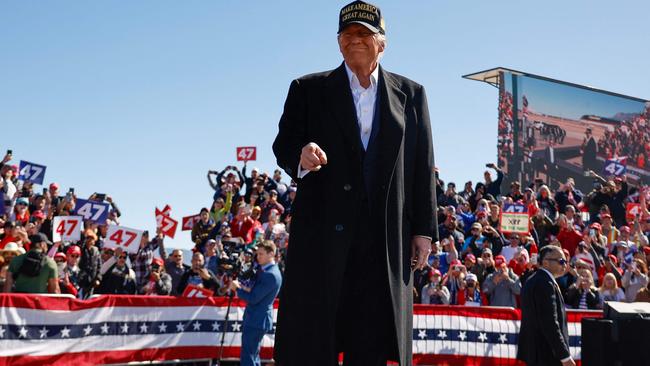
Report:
0,294,601,366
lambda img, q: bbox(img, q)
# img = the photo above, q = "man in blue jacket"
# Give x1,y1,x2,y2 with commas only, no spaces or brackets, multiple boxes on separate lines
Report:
230,241,282,366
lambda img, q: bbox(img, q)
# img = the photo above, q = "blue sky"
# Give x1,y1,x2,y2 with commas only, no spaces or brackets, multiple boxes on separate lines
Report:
2,1,649,250
519,75,645,120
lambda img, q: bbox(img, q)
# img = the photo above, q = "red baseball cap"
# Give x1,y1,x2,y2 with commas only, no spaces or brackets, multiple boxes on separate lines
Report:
429,268,441,277
600,213,612,220
31,210,46,220
494,255,507,267
152,258,165,267
643,247,650,256
49,182,60,190
465,254,476,263
54,252,67,261
608,254,618,264
66,245,81,256
620,226,631,233
589,223,602,231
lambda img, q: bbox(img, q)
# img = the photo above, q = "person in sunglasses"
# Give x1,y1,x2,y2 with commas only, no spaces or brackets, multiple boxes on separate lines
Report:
517,245,575,366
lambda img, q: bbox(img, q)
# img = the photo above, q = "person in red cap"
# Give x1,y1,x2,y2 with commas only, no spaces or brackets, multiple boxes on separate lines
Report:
597,254,623,287
556,214,583,258
599,213,619,246
482,254,521,307
272,1,436,364
140,257,172,296
441,259,466,305
420,268,450,305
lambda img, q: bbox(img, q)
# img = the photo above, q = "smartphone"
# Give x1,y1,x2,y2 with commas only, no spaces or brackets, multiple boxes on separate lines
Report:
42,188,47,195
589,229,596,237
95,193,106,201
69,188,75,194
6,149,12,155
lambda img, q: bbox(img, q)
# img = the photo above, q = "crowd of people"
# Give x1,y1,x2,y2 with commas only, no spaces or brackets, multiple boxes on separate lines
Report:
0,151,293,299
597,102,650,169
418,163,650,310
3,148,650,311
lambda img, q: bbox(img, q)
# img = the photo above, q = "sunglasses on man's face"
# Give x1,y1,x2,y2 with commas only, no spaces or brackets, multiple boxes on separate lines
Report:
546,257,567,265
119,255,127,259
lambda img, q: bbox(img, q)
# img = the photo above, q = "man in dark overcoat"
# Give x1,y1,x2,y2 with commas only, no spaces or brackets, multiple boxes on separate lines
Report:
272,1,437,365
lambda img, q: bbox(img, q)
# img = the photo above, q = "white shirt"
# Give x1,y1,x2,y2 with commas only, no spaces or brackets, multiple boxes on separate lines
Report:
344,62,379,150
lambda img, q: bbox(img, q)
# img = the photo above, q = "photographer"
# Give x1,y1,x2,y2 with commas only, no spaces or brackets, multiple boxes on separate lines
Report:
420,269,450,305
177,252,218,295
141,258,172,296
229,241,282,366
482,255,521,307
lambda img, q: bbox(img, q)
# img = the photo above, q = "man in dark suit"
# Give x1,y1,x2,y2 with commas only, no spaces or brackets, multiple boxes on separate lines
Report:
517,245,576,366
582,127,598,173
230,241,282,366
272,2,436,365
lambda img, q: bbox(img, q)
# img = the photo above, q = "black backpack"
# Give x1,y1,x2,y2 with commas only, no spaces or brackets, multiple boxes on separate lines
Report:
19,250,46,277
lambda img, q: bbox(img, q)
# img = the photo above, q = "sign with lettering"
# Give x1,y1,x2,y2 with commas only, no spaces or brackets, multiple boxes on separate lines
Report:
18,160,47,185
74,198,110,224
104,225,143,254
500,203,529,234
236,146,256,162
52,216,83,243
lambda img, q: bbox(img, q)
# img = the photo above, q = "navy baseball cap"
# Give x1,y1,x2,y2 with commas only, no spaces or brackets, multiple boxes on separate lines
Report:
338,1,385,35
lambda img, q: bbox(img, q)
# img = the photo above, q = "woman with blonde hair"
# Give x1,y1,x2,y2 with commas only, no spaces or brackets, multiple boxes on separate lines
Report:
598,272,625,307
565,269,601,309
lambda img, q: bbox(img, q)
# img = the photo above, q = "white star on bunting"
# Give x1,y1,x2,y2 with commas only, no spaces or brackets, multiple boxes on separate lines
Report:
61,327,71,338
83,325,93,336
417,329,427,340
231,322,241,332
100,323,110,334
18,327,28,338
176,323,185,332
193,321,201,331
0,326,5,338
140,324,148,333
39,327,49,339
158,323,167,333
120,323,129,334
498,334,508,344
437,330,447,339
458,331,467,341
211,321,220,331
478,332,488,342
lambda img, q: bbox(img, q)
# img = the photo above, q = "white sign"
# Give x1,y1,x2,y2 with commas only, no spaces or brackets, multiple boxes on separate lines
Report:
52,216,83,243
104,225,143,254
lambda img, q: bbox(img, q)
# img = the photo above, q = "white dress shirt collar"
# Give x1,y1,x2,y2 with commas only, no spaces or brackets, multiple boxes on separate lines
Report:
344,62,379,91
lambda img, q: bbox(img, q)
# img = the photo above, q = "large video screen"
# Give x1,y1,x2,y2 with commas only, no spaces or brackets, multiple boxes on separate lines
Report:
497,71,650,192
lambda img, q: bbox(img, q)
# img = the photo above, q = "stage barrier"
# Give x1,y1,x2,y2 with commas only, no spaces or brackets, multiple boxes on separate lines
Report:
0,294,600,366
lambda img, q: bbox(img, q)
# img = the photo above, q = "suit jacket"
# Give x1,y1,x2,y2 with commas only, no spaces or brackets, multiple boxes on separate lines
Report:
237,263,282,332
272,62,436,366
517,269,571,366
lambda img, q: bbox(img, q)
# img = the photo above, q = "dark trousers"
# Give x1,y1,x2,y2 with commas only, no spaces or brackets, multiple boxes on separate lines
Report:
240,326,266,366
334,203,398,366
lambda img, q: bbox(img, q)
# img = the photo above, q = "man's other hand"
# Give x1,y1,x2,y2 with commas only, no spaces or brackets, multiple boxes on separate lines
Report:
411,236,432,270
300,143,328,172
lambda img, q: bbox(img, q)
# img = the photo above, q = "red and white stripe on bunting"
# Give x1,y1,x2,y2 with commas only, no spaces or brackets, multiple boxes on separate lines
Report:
0,294,600,366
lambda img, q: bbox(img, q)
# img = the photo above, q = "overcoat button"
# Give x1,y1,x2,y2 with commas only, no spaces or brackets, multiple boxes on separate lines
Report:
335,224,344,232
343,184,352,191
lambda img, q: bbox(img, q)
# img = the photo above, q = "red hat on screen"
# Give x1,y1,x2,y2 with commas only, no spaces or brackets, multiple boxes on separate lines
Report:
10,165,18,176
49,182,60,190
465,254,476,263
494,255,507,267
152,258,164,267
620,226,631,233
643,247,650,256
54,252,67,261
66,245,81,256
429,268,441,277
450,259,462,266
477,211,487,219
608,254,618,265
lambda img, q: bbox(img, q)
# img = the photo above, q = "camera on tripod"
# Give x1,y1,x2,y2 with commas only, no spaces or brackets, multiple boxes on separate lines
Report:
218,240,257,281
